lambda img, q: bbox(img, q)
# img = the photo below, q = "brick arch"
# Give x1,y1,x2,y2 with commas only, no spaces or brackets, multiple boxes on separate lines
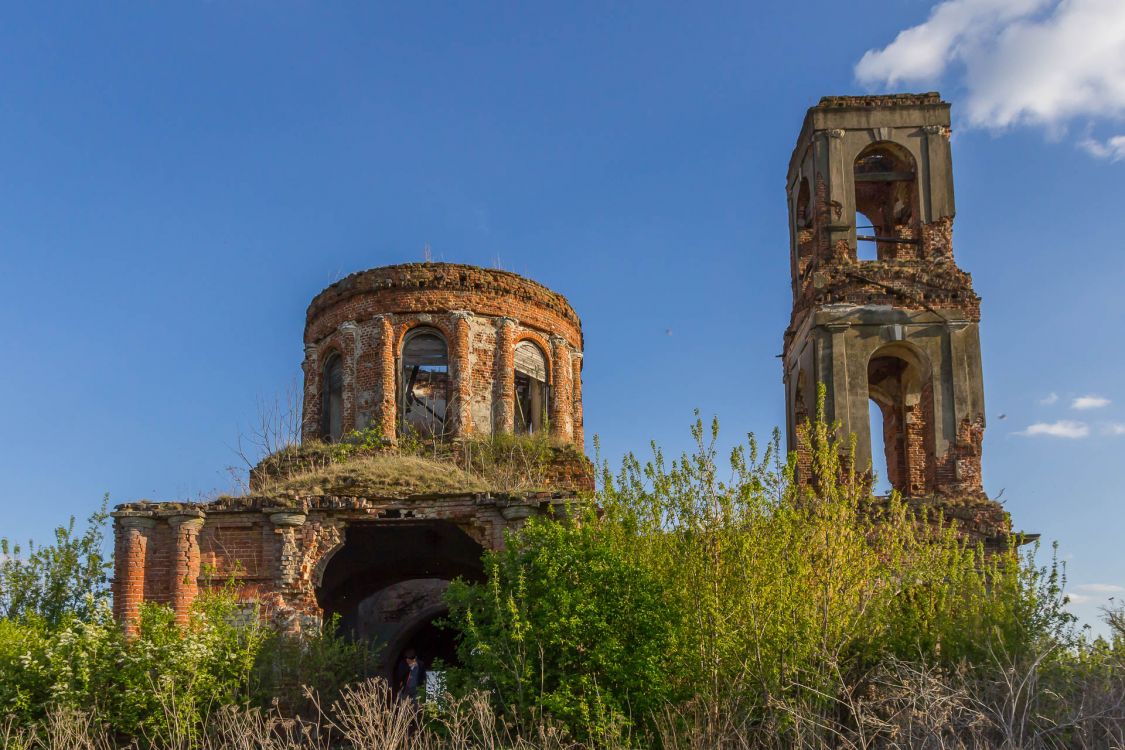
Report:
512,330,554,377
392,318,455,354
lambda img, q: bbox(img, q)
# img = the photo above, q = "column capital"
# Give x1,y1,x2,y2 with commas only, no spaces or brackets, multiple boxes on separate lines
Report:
496,316,519,329
266,508,308,527
304,343,319,360
114,513,156,530
450,309,474,322
168,512,205,531
338,320,359,332
549,333,569,348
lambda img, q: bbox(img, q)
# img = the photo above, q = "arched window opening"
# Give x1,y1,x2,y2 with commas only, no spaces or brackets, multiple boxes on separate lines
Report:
514,341,549,434
867,345,932,496
400,329,449,438
868,398,893,495
321,353,344,442
854,142,918,261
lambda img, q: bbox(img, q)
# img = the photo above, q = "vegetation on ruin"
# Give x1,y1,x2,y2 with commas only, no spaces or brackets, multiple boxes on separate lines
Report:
1,396,1124,748
247,426,589,501
443,389,1101,746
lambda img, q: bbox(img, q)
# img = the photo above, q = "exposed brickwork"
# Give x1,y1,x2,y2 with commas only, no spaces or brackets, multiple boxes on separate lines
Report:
302,264,583,445
113,489,581,634
113,516,154,636
168,513,204,625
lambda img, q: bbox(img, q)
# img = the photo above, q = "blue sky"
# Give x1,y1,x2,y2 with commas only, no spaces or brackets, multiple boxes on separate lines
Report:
1,2,1123,629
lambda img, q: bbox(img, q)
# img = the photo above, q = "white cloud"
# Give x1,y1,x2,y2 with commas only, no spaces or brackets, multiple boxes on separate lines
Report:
1104,423,1125,436
1039,392,1059,405
1019,420,1090,438
1072,395,1111,410
1080,135,1125,161
855,0,1125,156
1075,583,1125,594
1067,583,1124,607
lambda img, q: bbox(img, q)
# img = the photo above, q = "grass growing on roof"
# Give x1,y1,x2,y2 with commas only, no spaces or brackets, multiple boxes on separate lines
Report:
254,453,491,499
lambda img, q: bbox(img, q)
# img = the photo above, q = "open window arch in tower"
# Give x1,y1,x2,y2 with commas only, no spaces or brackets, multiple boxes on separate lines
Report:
853,141,919,261
792,176,814,278
866,342,934,496
399,327,450,439
514,340,550,435
321,351,345,442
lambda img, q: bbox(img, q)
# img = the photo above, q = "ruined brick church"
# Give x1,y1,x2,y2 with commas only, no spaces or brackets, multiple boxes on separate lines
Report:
112,93,1014,675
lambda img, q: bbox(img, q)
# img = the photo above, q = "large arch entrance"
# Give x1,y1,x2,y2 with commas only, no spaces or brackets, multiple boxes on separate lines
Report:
316,521,485,685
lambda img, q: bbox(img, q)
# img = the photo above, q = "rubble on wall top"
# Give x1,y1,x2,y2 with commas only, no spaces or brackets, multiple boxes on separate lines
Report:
816,93,945,109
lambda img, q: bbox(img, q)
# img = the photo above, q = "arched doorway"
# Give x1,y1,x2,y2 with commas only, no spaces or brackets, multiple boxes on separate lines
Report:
316,521,485,684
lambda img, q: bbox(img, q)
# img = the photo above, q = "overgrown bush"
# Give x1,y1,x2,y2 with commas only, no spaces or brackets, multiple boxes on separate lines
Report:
445,508,677,741
443,389,1087,746
1,400,1122,748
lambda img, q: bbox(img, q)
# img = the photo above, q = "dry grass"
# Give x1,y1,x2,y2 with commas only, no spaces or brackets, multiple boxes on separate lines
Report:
255,454,490,500
10,661,1125,750
248,432,588,501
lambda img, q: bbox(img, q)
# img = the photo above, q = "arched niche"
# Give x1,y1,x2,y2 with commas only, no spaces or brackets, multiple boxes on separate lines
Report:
321,352,344,442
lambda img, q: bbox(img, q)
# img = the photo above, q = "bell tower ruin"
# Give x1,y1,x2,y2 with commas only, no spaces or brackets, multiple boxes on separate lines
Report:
782,93,1008,539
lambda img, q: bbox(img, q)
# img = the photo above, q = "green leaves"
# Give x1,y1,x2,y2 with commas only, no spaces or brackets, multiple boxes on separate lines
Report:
445,511,677,742
445,403,1077,744
0,495,111,627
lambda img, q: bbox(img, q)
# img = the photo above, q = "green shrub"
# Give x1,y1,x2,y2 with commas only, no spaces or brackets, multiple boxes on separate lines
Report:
445,509,678,742
0,496,111,626
444,389,1076,744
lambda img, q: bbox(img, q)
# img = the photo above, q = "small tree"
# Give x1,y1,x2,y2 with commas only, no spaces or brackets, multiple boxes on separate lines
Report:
0,495,111,626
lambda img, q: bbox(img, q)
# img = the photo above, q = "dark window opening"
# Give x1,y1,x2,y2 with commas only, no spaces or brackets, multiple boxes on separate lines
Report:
854,142,918,260
400,329,449,439
514,341,549,434
321,353,344,442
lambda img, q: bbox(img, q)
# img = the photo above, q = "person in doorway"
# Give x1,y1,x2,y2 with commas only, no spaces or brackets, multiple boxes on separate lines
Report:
396,648,427,704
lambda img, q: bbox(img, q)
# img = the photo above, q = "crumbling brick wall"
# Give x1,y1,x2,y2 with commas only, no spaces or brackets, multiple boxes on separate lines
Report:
301,263,584,449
